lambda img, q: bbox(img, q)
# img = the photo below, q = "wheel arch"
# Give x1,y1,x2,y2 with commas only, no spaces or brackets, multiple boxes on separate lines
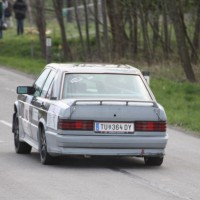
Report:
37,118,46,141
14,102,18,113
12,101,19,133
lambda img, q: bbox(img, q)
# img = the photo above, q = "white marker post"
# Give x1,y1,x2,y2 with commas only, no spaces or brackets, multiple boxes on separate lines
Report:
46,36,52,63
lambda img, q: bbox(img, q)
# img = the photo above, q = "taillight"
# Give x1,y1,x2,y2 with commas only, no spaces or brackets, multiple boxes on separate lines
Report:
135,121,166,132
58,119,93,130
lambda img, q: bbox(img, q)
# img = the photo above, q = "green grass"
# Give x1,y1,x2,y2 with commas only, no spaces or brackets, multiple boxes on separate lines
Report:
0,30,45,75
151,78,200,133
0,55,45,75
0,28,200,134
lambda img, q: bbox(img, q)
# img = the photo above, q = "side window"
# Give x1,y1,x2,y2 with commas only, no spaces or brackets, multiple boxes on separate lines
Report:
46,71,59,100
33,68,51,97
41,70,56,98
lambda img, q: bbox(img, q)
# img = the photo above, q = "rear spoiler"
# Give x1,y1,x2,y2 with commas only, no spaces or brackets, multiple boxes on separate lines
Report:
70,100,158,107
68,100,158,119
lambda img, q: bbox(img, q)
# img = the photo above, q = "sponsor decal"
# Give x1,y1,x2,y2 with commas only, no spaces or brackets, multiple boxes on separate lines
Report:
32,108,38,121
47,105,60,130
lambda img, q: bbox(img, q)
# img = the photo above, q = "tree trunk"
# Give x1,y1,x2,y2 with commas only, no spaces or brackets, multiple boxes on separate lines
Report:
53,0,72,61
101,0,109,61
106,0,127,58
32,0,46,59
138,1,152,65
166,0,196,82
66,0,73,22
83,0,91,59
162,0,170,58
26,0,33,27
191,0,200,63
93,0,101,60
132,1,138,55
179,11,198,65
152,4,159,51
127,0,137,57
74,0,85,58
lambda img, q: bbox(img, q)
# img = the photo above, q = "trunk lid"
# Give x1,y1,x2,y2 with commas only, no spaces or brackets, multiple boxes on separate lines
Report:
60,99,166,122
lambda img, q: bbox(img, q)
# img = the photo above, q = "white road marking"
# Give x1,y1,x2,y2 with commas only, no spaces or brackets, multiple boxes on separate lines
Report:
0,120,12,128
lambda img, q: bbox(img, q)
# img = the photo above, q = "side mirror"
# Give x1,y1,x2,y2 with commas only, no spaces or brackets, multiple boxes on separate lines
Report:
17,86,35,95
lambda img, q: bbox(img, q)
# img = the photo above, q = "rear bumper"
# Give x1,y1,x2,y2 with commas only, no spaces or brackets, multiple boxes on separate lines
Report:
49,147,165,157
46,131,168,157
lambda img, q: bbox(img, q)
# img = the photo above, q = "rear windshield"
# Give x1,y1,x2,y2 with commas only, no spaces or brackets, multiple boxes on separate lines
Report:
62,73,152,101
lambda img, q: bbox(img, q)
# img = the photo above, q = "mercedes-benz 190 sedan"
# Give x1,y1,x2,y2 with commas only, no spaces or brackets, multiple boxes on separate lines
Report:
12,63,168,165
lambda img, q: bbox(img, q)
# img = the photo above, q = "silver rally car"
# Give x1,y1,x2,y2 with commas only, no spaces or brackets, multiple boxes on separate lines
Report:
12,63,168,165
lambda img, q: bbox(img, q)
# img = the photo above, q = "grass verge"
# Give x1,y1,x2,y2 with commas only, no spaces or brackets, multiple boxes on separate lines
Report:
151,78,200,133
0,56,45,75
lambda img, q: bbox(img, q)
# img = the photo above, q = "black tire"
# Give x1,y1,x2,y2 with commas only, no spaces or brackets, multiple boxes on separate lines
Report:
144,157,164,166
39,127,55,165
14,115,32,154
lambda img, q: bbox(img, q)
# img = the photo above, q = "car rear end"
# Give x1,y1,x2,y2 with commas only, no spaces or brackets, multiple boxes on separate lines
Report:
50,101,167,156
46,67,168,165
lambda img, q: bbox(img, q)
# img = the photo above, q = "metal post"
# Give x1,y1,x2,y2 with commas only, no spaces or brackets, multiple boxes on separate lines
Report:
46,36,52,64
30,37,34,58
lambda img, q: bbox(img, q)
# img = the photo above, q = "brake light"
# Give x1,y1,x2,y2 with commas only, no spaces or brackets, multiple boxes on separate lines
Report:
58,119,93,130
135,121,166,132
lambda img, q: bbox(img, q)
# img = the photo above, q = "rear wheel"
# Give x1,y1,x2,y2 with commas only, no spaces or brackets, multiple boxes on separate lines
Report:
39,127,54,165
14,115,32,154
144,157,163,166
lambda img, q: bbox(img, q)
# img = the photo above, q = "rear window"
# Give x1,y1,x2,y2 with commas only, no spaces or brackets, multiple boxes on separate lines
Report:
62,73,152,101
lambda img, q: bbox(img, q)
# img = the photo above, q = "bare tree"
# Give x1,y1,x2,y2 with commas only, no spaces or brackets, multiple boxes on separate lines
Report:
66,0,73,22
101,0,109,61
31,0,46,58
162,0,170,59
191,0,200,63
151,2,160,52
74,0,85,58
124,0,137,57
27,0,33,27
53,0,72,61
166,0,196,82
83,0,91,59
138,1,152,65
106,0,128,58
132,0,138,55
93,0,101,60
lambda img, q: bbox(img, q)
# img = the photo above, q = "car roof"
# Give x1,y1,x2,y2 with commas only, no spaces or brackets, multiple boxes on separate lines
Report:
46,63,141,75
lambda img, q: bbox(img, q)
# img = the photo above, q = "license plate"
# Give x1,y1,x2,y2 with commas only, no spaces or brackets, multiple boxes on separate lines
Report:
95,122,134,133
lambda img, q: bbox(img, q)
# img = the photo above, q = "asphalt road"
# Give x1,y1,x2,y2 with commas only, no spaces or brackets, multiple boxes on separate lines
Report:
0,66,200,200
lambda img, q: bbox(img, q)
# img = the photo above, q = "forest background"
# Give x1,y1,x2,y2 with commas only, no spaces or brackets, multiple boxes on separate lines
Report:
0,0,200,133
